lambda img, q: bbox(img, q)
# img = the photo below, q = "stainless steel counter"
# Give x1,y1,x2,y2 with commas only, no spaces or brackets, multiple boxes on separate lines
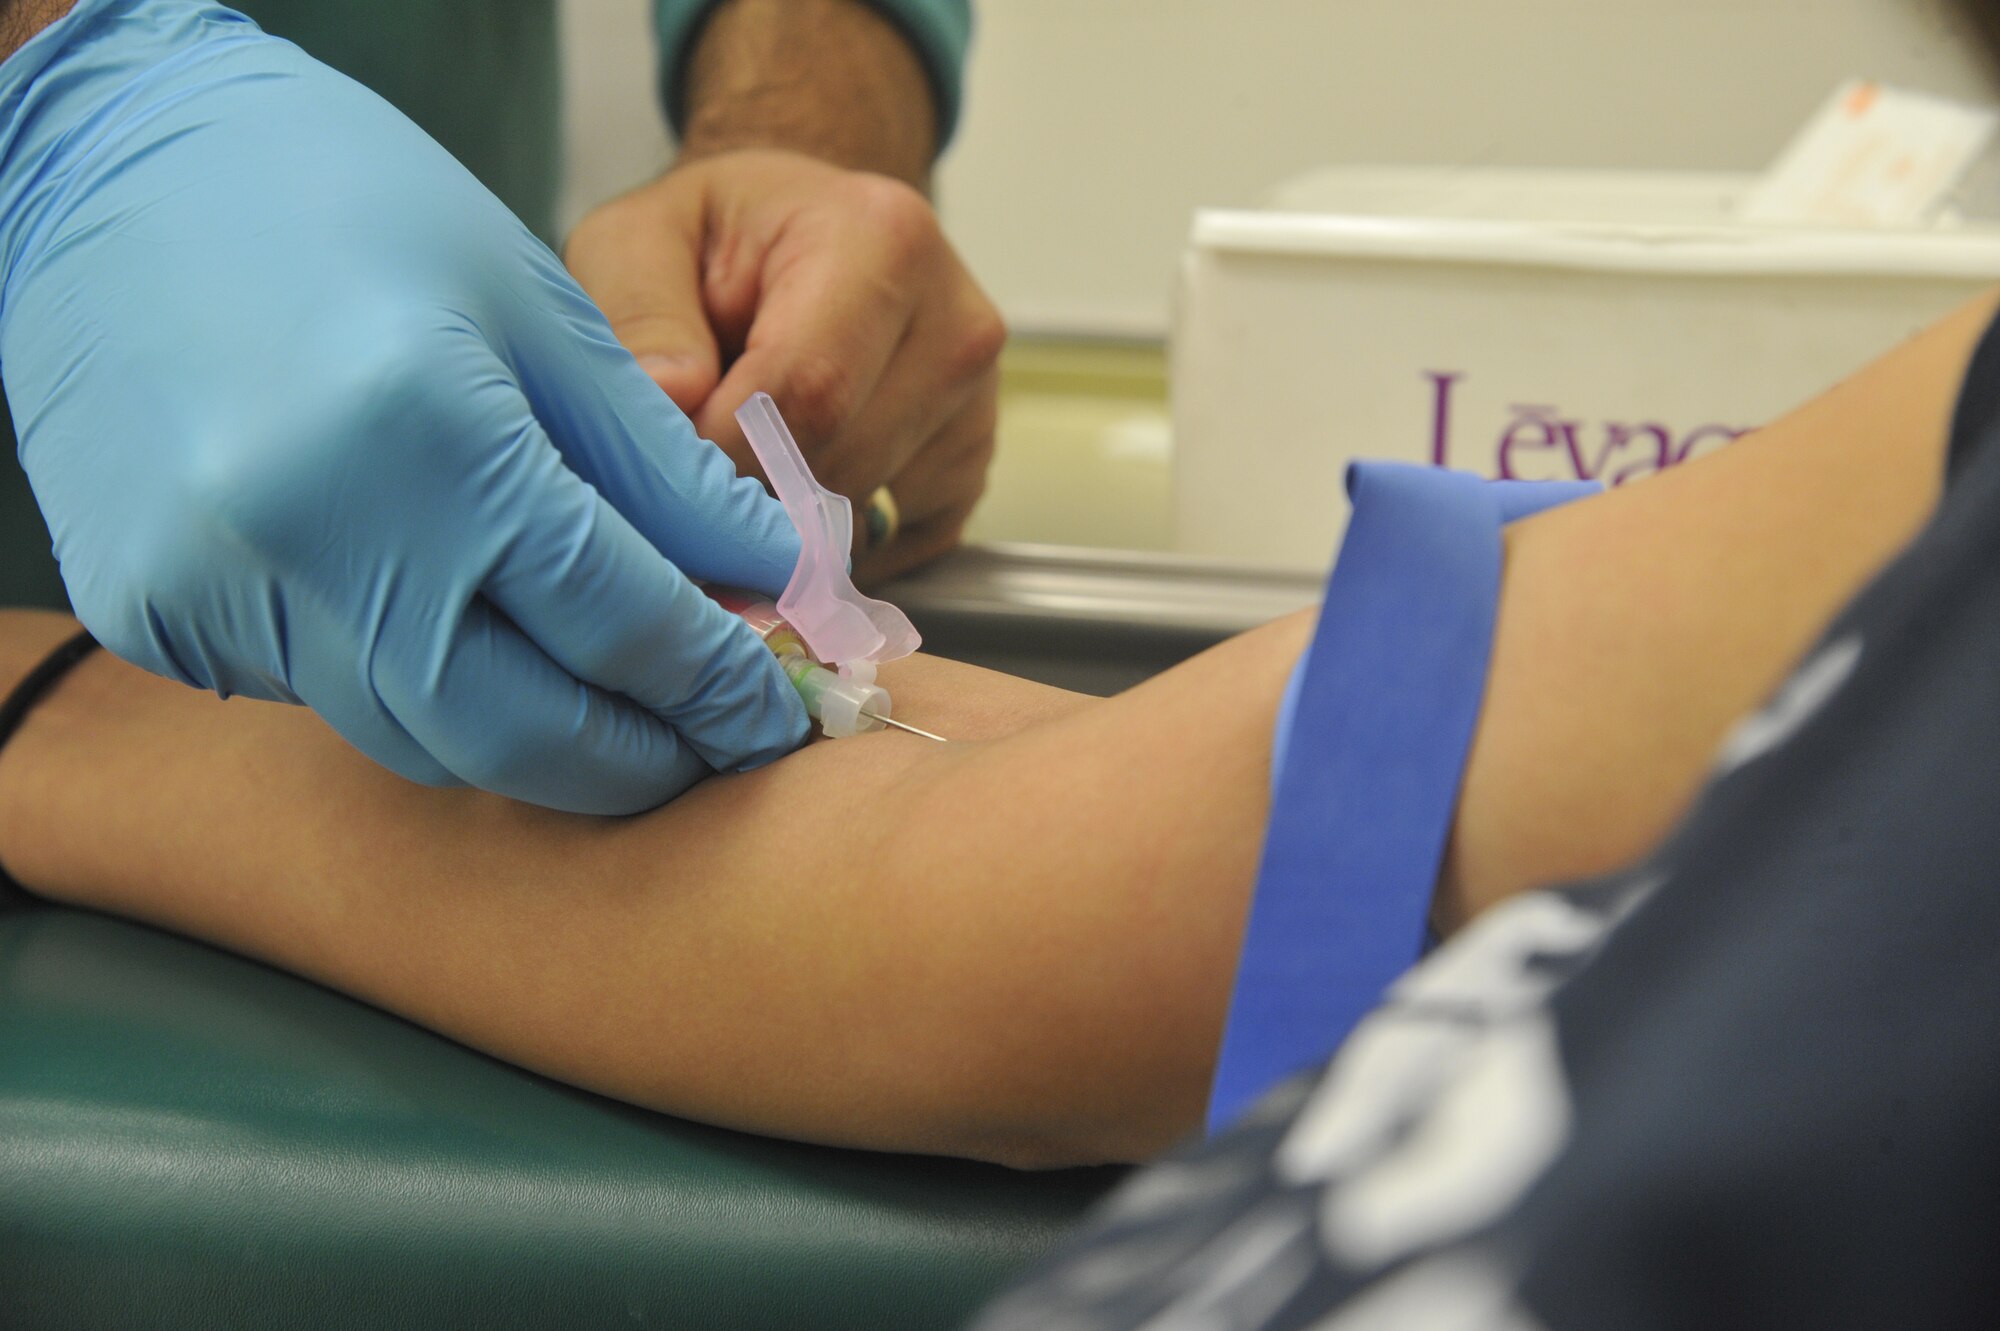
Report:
881,543,1323,696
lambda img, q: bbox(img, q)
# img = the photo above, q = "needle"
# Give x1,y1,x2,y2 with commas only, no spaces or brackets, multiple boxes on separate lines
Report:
861,708,948,743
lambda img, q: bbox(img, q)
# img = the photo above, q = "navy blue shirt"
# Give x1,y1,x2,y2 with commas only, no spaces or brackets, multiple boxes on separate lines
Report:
975,315,2000,1330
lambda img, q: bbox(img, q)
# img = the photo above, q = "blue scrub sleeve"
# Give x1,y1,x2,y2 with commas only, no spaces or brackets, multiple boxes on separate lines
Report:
654,0,972,152
1206,463,1598,1133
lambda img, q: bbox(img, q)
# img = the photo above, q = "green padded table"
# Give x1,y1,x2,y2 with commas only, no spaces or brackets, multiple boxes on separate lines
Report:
0,899,1120,1328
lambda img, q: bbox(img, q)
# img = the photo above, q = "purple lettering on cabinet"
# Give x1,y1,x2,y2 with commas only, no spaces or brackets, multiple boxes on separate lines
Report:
1674,423,1747,466
1589,422,1671,486
1495,404,1574,480
1422,370,1751,485
1424,370,1462,468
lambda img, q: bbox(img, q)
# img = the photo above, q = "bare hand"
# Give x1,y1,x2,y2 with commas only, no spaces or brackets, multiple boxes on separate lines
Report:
565,148,1004,582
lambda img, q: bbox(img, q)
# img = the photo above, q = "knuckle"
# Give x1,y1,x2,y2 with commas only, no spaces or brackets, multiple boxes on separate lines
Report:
182,426,311,541
558,199,621,268
185,432,336,555
938,396,1000,479
293,315,444,448
776,352,859,443
191,314,450,547
561,181,672,266
847,174,940,260
558,210,606,268
945,303,1008,380
816,448,879,502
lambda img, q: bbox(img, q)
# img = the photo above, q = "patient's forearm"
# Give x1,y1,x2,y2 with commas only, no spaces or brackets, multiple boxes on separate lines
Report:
0,609,1305,1168
2,292,1991,1171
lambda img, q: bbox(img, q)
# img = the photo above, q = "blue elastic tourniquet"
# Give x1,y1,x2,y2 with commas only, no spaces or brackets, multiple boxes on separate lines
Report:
1206,463,1597,1133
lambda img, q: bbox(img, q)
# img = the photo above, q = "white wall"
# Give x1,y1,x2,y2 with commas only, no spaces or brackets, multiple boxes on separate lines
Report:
559,0,2000,336
557,1,670,230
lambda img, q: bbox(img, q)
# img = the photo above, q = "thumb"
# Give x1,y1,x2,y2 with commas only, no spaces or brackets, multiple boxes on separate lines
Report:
629,314,721,419
568,197,723,417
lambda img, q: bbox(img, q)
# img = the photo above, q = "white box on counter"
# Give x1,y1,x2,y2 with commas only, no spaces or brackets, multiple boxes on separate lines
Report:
1170,167,2000,572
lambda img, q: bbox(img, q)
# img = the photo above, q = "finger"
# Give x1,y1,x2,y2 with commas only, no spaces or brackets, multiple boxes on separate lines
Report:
802,269,1006,506
472,407,809,777
509,292,803,598
880,370,999,530
564,188,722,417
693,229,921,496
852,382,997,585
854,502,979,586
284,602,462,790
373,593,714,814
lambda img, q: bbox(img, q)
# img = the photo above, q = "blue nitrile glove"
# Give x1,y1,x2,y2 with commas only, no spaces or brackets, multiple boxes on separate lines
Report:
0,0,810,814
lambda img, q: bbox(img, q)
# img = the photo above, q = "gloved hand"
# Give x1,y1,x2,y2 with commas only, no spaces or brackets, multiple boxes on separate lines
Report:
0,0,809,814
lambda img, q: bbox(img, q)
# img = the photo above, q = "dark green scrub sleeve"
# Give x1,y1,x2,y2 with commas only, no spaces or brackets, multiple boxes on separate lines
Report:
230,0,562,245
0,413,63,611
655,0,972,150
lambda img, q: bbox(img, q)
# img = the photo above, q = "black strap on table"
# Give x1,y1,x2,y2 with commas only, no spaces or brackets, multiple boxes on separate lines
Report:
0,628,99,904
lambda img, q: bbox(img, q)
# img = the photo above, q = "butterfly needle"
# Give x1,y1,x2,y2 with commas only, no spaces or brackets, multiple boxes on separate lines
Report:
861,708,948,743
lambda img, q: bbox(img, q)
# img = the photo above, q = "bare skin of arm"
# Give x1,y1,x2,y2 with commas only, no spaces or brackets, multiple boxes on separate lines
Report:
2,290,1995,1168
0,611,1306,1170
0,0,72,65
676,0,938,189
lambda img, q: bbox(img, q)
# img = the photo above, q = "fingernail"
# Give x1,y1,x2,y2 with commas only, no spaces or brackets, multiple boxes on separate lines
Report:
636,353,696,385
